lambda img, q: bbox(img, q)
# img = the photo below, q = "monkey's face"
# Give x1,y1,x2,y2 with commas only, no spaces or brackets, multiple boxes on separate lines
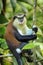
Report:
13,14,27,28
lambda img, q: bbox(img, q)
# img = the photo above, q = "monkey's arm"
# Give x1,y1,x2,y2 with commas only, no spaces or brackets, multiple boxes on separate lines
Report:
15,32,37,42
12,30,37,42
13,31,37,54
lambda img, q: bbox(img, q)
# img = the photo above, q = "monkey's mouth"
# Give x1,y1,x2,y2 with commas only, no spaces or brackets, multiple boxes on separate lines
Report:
19,21,24,24
19,19,24,24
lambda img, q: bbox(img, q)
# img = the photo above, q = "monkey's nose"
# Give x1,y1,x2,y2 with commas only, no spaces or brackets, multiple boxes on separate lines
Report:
20,19,23,22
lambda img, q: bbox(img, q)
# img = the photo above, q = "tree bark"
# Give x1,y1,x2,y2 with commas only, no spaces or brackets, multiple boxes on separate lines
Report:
1,0,6,15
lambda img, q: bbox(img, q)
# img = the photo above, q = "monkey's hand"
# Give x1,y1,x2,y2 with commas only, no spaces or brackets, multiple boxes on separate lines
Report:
32,25,38,33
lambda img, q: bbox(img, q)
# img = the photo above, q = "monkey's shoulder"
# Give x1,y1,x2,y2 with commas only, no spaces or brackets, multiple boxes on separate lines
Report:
4,22,21,47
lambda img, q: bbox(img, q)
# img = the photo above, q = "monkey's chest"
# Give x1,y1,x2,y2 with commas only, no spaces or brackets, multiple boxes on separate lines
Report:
18,29,27,35
18,28,33,35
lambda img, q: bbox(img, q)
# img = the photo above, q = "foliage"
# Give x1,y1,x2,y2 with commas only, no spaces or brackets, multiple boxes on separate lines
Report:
0,14,8,24
0,38,8,53
0,0,43,65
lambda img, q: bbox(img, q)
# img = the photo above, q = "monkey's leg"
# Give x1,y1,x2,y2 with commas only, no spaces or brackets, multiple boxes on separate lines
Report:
13,50,23,65
6,40,23,65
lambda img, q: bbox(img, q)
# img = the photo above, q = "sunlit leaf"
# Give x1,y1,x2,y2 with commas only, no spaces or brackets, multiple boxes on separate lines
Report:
0,38,8,49
23,42,43,50
0,48,3,54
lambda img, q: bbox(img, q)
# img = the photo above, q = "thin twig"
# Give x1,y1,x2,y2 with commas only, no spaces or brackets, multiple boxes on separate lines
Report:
36,59,43,62
0,54,13,58
0,22,10,27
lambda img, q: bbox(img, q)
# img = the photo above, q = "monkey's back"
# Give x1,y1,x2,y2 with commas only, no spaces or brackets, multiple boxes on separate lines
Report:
4,21,21,48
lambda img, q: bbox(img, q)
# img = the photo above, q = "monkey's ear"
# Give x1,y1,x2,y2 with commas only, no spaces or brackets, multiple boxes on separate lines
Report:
24,14,26,17
13,15,17,19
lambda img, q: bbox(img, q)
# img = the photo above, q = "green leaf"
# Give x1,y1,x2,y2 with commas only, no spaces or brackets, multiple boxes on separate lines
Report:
0,38,8,49
1,42,8,49
0,48,3,54
22,42,43,50
0,0,3,13
18,2,28,13
18,0,33,6
22,43,35,50
10,0,16,12
0,26,5,37
0,14,8,24
0,38,5,44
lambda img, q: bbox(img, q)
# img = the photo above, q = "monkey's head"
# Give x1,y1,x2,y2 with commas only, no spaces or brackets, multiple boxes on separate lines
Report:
13,14,27,29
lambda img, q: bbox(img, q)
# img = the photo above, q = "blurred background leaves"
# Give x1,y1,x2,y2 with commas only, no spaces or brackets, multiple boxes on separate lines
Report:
0,0,43,65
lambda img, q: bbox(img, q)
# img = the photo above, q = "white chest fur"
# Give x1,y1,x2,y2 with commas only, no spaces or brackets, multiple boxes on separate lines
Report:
17,26,33,35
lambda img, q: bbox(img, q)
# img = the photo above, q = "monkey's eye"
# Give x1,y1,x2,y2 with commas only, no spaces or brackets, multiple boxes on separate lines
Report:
13,14,26,20
13,16,17,19
18,16,24,19
18,18,24,22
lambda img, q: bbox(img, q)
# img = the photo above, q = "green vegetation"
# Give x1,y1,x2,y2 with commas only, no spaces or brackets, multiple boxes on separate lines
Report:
0,0,43,65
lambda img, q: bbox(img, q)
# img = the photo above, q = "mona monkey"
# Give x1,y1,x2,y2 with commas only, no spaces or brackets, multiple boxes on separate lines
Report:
4,14,38,65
